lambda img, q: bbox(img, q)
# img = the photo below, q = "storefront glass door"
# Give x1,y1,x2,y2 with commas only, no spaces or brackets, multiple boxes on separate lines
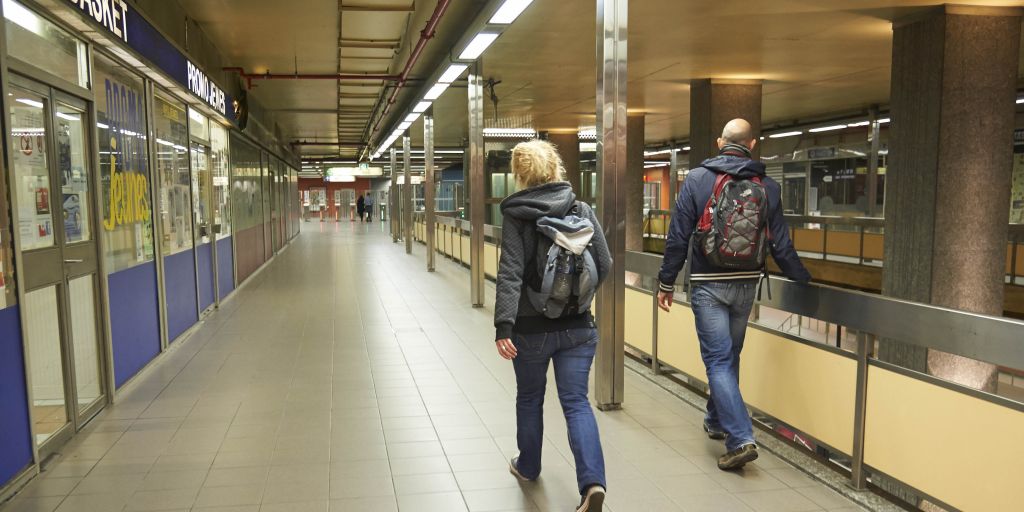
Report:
8,76,105,453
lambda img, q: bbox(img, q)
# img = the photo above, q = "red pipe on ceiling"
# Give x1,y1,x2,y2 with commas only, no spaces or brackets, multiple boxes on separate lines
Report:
371,0,453,136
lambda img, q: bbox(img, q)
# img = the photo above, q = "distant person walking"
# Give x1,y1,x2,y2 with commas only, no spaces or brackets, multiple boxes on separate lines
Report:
494,140,611,511
356,194,365,222
363,194,374,222
657,119,810,470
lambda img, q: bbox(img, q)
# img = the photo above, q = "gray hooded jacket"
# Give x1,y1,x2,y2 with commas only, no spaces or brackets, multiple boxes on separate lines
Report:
494,182,612,341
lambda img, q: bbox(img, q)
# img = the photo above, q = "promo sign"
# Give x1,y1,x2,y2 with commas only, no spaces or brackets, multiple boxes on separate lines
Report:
67,0,129,43
187,61,226,116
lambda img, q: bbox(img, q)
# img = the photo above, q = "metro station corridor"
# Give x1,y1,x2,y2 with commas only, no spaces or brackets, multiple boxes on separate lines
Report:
2,226,865,512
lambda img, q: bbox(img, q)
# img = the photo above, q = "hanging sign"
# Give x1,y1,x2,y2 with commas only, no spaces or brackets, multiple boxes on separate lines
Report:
62,0,235,122
187,61,227,116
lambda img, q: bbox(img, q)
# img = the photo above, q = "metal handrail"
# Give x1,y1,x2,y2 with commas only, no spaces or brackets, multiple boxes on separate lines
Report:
627,249,1024,374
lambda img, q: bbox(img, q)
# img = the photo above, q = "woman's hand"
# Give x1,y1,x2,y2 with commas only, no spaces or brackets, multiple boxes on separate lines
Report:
495,338,518,359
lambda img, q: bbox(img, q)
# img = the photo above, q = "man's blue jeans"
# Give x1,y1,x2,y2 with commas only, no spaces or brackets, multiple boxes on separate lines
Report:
511,326,606,494
691,281,757,451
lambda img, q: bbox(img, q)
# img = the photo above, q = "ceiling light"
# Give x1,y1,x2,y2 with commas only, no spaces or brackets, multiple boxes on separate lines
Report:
808,125,847,133
644,149,674,156
405,113,421,124
413,101,431,113
15,98,43,109
847,121,870,127
459,32,499,60
483,128,536,138
878,118,891,124
96,122,109,129
489,0,534,24
398,122,411,131
55,112,80,121
768,131,802,139
1017,98,1024,104
438,64,468,84
424,82,451,100
682,146,691,151
4,0,42,35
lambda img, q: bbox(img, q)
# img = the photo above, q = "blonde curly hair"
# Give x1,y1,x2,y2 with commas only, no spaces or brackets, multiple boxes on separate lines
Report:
511,139,566,189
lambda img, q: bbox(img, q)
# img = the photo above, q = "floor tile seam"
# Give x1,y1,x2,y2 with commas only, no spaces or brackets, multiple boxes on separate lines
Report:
350,249,401,503
388,238,551,511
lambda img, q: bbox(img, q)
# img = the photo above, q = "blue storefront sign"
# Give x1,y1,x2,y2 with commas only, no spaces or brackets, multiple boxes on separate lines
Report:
66,0,234,122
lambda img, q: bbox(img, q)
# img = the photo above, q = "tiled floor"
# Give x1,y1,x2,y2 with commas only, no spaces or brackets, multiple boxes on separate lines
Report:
2,223,866,512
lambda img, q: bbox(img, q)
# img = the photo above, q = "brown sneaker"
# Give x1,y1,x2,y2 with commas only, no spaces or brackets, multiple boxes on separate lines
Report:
509,457,533,482
576,485,605,512
717,444,758,470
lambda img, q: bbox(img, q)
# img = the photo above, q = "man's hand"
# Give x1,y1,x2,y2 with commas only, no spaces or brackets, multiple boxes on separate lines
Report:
496,338,518,360
657,291,674,312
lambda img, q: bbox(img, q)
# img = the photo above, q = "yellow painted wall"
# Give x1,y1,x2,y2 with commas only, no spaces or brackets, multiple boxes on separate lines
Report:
865,366,1024,511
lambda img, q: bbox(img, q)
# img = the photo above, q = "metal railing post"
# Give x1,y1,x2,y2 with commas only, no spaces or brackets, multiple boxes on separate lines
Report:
850,332,872,490
651,289,660,374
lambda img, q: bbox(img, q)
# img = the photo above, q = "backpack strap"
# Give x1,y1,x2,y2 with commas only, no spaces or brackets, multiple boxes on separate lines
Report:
698,172,732,232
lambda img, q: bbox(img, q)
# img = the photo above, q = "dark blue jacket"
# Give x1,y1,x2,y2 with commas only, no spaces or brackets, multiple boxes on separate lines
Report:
657,154,811,290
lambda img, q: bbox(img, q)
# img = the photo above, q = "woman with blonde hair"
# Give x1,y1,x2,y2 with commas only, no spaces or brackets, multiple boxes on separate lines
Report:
494,139,611,511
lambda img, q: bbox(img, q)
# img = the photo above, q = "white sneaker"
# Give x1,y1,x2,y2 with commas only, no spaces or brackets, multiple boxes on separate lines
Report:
576,485,605,512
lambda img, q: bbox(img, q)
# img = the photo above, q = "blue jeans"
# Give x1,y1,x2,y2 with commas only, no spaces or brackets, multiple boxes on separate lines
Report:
691,281,757,451
511,326,606,494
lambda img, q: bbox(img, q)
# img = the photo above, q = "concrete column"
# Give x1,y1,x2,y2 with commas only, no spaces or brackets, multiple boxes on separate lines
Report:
881,6,1021,391
547,132,581,194
689,79,762,163
625,113,645,252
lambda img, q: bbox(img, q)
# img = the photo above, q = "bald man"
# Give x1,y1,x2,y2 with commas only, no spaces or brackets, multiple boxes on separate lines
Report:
657,118,810,470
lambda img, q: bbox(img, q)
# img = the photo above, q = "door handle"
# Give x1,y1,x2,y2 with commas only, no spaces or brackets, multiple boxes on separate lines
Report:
63,259,84,264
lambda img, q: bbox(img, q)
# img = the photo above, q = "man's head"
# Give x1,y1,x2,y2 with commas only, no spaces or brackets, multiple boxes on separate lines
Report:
717,118,757,152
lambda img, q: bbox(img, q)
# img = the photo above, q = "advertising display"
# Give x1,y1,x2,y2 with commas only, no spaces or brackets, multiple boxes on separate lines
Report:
10,95,54,250
94,52,155,271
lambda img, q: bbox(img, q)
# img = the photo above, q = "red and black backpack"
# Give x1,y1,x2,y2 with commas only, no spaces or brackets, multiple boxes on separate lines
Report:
694,173,770,270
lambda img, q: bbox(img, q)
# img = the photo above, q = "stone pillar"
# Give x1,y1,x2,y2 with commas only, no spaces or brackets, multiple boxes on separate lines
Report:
625,113,645,252
547,131,580,194
881,6,1021,391
689,79,762,163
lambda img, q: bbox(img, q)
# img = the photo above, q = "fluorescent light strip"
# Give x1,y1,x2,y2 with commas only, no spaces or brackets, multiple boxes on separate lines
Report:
682,146,691,151
55,112,80,121
483,128,535,137
424,82,451,100
878,118,891,124
768,131,802,139
808,124,847,133
4,0,41,35
96,122,109,129
459,32,499,60
15,98,43,109
413,101,432,113
405,113,421,124
1017,98,1024,104
847,121,870,127
489,0,533,24
438,64,468,84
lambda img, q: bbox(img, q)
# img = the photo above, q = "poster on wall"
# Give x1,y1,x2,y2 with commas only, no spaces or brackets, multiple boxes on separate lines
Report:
64,194,83,242
12,108,55,249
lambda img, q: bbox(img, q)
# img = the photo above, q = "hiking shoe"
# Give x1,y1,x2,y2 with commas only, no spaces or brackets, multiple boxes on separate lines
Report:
576,485,605,512
509,457,533,482
717,444,758,470
703,422,727,441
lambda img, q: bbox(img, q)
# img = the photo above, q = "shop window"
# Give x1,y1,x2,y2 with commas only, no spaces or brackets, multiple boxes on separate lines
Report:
93,52,154,272
643,182,661,211
4,0,88,88
210,123,231,239
809,158,869,217
1010,150,1024,224
153,93,193,255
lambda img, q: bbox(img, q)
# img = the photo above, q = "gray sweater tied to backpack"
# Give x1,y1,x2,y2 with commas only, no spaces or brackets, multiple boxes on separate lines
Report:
494,182,612,341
